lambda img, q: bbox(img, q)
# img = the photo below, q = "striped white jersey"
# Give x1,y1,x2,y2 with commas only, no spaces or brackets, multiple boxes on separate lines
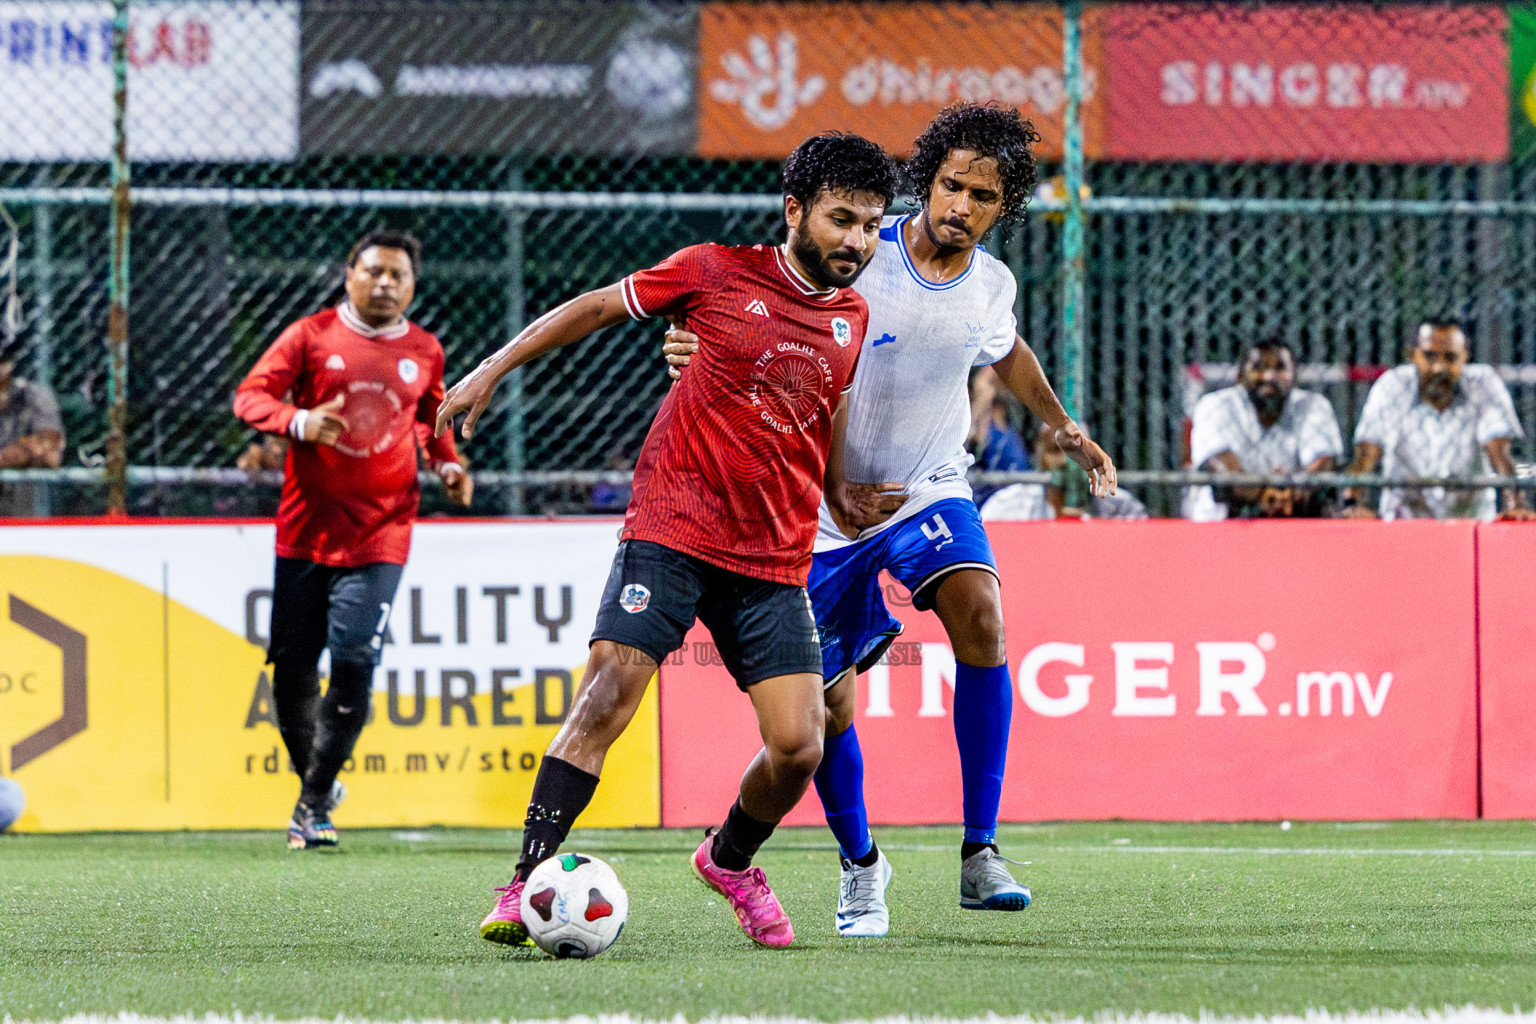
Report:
816,214,1018,551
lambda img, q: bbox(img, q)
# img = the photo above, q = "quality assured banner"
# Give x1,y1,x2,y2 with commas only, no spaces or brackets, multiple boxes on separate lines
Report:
659,520,1479,826
0,521,657,832
1102,3,1508,162
697,2,1105,160
0,0,298,161
300,0,695,155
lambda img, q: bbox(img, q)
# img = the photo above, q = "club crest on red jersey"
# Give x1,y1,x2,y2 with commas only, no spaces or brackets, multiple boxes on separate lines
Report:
619,583,650,614
831,317,852,347
397,357,419,384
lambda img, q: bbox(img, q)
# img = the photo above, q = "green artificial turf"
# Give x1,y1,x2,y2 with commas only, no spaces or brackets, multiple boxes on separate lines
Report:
3,822,1536,1021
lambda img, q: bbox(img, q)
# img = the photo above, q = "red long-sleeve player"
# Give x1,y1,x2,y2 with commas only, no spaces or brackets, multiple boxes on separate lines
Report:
234,229,471,851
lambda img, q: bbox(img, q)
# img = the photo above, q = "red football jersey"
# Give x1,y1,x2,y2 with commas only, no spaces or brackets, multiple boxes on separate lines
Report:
233,304,460,567
620,243,868,586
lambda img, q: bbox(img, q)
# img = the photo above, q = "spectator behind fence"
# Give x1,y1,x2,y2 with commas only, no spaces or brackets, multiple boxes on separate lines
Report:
0,342,65,517
981,422,1148,522
1341,320,1530,521
967,370,1031,508
1185,338,1343,521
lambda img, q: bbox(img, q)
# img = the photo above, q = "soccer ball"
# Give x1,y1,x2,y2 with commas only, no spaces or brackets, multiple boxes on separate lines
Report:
0,777,25,831
520,853,628,959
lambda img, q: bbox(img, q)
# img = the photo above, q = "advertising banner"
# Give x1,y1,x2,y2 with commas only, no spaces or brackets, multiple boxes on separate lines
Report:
0,521,658,832
1102,4,1508,163
660,521,1478,827
697,2,1104,160
1472,523,1536,818
1512,6,1536,161
0,1,298,161
300,1,695,156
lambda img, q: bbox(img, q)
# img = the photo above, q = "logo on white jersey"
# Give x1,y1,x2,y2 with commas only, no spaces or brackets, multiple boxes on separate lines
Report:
397,358,420,384
745,298,771,318
619,583,651,614
831,317,852,346
325,354,347,370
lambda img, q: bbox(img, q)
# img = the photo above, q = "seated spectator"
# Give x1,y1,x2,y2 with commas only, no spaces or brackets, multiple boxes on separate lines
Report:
968,371,1031,508
981,422,1148,521
0,345,66,517
1341,319,1531,521
1185,338,1343,521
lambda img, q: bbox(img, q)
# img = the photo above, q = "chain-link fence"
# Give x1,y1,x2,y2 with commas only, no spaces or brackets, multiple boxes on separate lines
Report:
1,0,1534,518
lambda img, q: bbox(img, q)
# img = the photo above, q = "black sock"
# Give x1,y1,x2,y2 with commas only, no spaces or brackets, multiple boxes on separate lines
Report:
961,841,998,862
271,661,321,780
514,756,600,881
849,840,880,868
711,800,777,872
301,660,373,806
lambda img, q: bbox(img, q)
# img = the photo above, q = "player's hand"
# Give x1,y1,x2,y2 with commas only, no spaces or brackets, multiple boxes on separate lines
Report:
1053,421,1117,497
440,463,474,507
829,481,908,537
302,394,349,446
436,364,501,440
664,327,699,380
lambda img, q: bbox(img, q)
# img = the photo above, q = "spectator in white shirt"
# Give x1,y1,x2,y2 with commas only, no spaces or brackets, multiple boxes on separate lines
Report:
1341,320,1530,521
1186,339,1344,520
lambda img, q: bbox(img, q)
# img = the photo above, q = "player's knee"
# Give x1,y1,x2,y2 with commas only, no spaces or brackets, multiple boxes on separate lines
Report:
569,649,649,736
952,605,1006,667
769,730,824,782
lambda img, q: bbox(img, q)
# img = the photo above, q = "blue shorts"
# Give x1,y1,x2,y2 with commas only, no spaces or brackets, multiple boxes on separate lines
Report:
808,497,998,685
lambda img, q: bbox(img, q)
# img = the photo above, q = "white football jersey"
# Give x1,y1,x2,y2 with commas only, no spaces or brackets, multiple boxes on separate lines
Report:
816,214,1018,551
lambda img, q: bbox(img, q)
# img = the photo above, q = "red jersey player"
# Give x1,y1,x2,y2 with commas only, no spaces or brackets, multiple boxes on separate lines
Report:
437,133,899,949
234,230,472,850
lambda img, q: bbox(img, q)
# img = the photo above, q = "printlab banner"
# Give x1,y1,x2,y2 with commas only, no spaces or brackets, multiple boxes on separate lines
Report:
659,520,1479,826
0,521,658,832
1103,3,1508,162
697,2,1105,160
0,1,298,161
300,1,696,155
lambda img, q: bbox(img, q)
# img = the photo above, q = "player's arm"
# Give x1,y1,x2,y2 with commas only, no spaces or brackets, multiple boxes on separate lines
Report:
823,395,907,539
234,327,349,447
436,284,629,439
417,365,473,507
989,336,1117,496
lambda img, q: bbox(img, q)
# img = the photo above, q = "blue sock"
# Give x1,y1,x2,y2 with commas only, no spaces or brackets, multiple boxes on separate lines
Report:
953,661,1012,846
814,725,873,861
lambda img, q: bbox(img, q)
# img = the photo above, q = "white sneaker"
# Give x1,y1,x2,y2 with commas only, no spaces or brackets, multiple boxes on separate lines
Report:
959,847,1031,911
836,848,893,937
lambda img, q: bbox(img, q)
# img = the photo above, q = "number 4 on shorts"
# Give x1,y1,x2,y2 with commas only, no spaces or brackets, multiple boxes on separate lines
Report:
921,513,954,551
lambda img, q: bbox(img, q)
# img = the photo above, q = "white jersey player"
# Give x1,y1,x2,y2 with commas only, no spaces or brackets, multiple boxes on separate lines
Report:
666,104,1116,938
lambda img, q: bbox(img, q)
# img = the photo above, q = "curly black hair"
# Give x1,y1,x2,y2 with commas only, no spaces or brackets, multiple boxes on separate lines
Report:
348,229,423,274
907,103,1041,224
782,131,899,210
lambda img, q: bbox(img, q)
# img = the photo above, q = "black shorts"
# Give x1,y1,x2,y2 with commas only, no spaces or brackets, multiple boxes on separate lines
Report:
591,540,822,690
267,557,404,667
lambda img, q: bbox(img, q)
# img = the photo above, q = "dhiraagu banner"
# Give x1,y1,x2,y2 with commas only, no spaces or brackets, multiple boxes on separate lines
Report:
1513,5,1536,159
0,521,657,832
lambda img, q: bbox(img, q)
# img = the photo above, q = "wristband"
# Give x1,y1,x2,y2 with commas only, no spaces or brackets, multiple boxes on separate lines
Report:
288,409,309,440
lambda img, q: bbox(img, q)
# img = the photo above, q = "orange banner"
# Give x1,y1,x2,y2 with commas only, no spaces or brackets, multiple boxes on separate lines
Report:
698,3,1104,160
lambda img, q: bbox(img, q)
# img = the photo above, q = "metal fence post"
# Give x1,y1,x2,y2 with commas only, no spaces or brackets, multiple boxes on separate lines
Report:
504,164,527,514
105,0,131,515
1061,0,1088,507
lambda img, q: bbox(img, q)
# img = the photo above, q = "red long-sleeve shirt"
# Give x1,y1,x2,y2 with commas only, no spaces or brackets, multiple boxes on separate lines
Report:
234,305,459,567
